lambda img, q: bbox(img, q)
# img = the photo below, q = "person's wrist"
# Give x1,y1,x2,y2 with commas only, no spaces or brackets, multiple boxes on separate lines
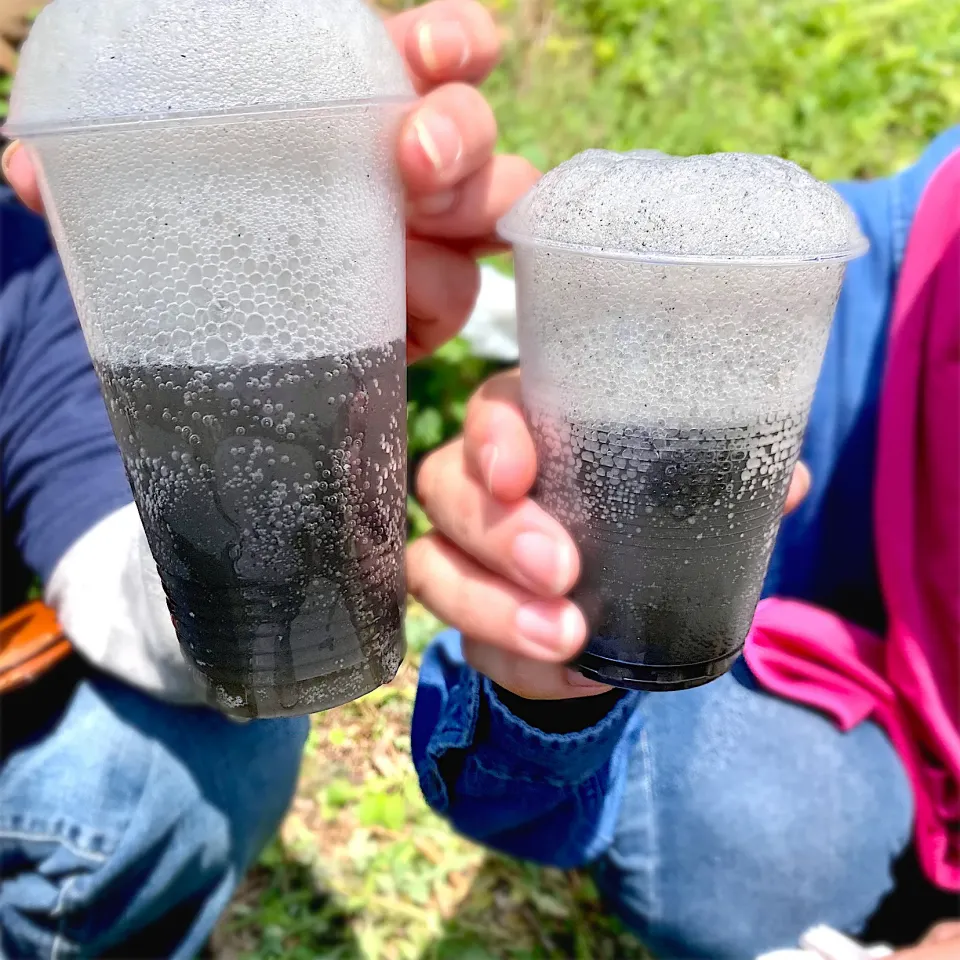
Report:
492,682,625,734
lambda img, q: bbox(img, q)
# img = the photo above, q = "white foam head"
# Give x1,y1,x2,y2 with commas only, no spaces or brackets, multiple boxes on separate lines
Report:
506,150,868,425
9,0,413,369
500,150,866,262
8,0,411,132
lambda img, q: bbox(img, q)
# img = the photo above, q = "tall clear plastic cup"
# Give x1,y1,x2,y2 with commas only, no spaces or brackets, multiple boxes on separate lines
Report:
499,151,868,691
6,0,414,717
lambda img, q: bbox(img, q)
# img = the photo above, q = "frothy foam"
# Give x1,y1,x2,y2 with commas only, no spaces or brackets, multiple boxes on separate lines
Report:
36,112,406,367
11,0,410,369
9,0,412,130
500,150,866,261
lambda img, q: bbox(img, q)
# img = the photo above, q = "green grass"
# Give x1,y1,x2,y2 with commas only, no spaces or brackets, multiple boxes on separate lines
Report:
213,606,648,960
482,0,960,180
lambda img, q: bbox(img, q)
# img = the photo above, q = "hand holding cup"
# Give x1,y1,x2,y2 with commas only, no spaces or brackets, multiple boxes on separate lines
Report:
408,368,812,701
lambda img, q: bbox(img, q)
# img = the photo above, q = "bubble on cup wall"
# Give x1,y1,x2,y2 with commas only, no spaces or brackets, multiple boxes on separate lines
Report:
503,150,865,428
12,0,411,370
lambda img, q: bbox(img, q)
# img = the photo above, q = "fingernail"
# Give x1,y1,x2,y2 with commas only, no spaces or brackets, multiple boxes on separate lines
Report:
407,190,458,218
412,109,463,174
566,668,608,689
479,444,498,494
512,531,576,595
1,141,22,181
417,20,470,73
515,602,583,656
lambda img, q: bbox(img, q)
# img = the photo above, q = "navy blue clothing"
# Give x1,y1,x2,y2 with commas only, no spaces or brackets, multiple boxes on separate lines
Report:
412,128,960,870
0,189,131,614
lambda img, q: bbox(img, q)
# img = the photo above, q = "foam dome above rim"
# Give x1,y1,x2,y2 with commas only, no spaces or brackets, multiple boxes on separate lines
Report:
6,0,414,138
499,149,869,266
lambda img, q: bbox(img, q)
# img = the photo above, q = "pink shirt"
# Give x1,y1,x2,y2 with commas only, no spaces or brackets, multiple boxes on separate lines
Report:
746,150,960,892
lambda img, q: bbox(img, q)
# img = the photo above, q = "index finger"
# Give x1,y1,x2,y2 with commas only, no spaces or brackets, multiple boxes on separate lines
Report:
463,369,538,502
384,0,501,93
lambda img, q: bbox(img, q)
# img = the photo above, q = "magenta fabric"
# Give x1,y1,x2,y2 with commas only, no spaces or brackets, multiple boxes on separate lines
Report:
745,150,960,891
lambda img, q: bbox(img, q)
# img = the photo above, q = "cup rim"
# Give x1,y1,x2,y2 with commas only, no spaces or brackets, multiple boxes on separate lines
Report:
498,224,870,267
3,95,413,139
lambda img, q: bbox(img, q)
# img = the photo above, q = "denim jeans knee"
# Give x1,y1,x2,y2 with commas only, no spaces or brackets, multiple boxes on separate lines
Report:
592,662,913,960
0,670,308,959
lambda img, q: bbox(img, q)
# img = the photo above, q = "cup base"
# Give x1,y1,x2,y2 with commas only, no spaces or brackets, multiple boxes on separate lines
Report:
574,645,741,692
190,627,406,719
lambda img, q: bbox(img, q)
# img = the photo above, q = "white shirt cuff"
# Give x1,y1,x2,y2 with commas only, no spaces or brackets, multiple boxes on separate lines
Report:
45,503,206,705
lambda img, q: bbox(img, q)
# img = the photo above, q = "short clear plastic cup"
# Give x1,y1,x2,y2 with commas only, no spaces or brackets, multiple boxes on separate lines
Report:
500,151,868,691
6,0,414,717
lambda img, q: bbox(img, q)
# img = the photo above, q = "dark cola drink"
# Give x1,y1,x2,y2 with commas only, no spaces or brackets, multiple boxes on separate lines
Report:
531,410,805,690
98,340,406,717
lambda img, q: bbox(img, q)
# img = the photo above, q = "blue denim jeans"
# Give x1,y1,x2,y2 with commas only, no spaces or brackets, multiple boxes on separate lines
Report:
0,662,308,959
591,660,915,959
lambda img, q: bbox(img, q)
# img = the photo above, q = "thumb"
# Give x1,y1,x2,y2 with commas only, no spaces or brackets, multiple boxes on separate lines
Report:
2,141,44,215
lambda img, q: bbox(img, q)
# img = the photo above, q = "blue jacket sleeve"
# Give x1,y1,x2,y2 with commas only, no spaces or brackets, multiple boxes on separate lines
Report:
411,630,644,868
0,232,133,585
410,128,960,869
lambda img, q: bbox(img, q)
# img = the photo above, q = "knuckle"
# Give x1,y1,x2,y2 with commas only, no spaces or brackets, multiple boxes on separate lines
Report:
451,261,482,320
443,83,495,131
465,383,504,439
464,386,486,429
404,538,429,600
485,368,522,405
416,442,454,507
414,453,438,508
474,94,498,137
446,499,472,548
415,441,464,522
405,535,446,604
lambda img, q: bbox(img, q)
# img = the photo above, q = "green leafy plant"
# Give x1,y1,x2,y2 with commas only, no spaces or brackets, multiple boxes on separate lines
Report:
482,0,960,180
408,338,504,466
0,2,40,125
